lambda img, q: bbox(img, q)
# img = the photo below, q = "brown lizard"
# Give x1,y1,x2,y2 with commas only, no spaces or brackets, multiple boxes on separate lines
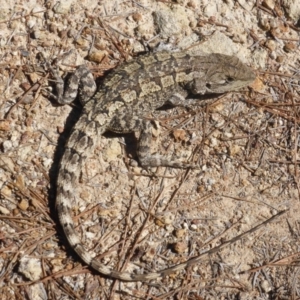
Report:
54,51,256,281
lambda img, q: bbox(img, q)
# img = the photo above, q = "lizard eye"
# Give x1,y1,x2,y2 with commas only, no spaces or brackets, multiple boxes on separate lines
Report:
226,76,234,83
206,83,211,89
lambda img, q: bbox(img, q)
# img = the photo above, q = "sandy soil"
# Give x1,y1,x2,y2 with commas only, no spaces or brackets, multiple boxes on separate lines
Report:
0,0,300,299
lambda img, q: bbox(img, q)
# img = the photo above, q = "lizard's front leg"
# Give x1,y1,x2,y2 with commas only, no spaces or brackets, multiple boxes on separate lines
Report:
50,65,97,105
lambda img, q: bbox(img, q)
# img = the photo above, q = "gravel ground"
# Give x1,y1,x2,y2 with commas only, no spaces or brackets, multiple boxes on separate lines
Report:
0,0,300,299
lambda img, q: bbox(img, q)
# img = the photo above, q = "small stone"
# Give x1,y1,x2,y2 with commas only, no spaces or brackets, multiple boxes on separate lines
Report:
174,228,186,238
262,0,275,10
53,0,74,14
31,30,40,39
155,218,165,227
103,139,122,160
0,185,11,197
79,190,90,201
50,258,64,272
0,120,11,131
229,144,241,156
2,140,13,152
172,242,188,253
283,42,296,53
191,219,201,225
58,29,68,39
281,0,300,22
18,199,29,211
251,77,265,92
75,38,89,48
0,205,10,215
48,23,58,34
67,28,77,38
173,129,188,142
153,4,187,38
158,212,174,225
276,55,284,63
187,0,197,9
259,18,270,31
269,51,277,60
268,19,279,29
190,224,198,231
142,247,156,262
261,279,271,292
132,12,142,22
136,22,154,40
264,39,277,51
43,241,56,251
18,256,42,281
26,18,36,28
87,51,107,63
42,157,52,169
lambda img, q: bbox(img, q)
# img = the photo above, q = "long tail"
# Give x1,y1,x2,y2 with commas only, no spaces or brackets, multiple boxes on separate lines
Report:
56,112,159,281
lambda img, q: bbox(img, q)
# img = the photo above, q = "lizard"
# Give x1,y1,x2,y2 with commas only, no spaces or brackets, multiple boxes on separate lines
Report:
54,50,256,281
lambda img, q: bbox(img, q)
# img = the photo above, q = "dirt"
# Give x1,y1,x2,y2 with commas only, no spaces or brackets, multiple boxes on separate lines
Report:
0,0,300,299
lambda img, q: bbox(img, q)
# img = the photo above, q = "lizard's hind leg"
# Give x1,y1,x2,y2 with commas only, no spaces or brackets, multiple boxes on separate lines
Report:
109,112,197,169
137,119,197,169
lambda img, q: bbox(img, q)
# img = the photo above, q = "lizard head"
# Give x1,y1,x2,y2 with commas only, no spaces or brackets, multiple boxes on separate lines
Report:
189,53,256,95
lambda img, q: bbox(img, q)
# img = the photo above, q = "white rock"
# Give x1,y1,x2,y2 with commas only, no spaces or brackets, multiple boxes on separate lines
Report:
18,256,42,281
